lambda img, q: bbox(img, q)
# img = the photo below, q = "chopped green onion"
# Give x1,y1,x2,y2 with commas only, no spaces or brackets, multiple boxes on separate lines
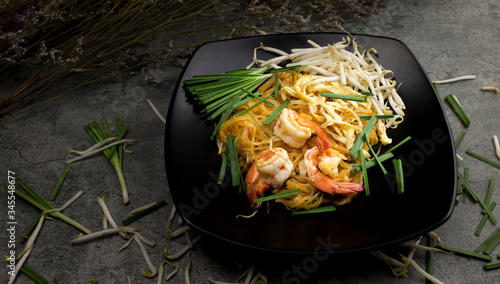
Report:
19,213,42,244
475,202,496,236
359,115,395,121
218,148,229,184
49,164,72,201
352,152,394,174
484,260,500,270
393,159,404,195
359,149,370,196
386,136,412,154
273,73,279,99
445,94,470,128
291,205,337,216
235,96,272,117
321,92,367,102
482,229,500,255
432,82,441,99
363,133,387,175
20,263,48,284
121,200,167,226
457,172,497,224
425,237,435,284
210,94,241,140
482,177,495,213
350,115,378,159
466,149,500,170
454,131,466,148
253,189,300,203
359,91,375,96
226,135,242,191
263,98,290,125
438,245,493,261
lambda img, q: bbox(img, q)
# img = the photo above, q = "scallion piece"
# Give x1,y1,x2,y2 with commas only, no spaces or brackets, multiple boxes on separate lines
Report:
425,237,435,284
359,115,395,121
350,115,377,159
475,202,496,237
454,131,466,148
226,134,242,192
218,147,229,185
466,149,500,170
352,152,394,174
482,177,495,214
484,260,500,270
393,159,404,195
363,133,387,175
438,245,493,261
19,213,42,244
253,189,300,203
321,92,367,102
386,136,412,154
359,149,370,196
457,172,497,224
121,200,167,226
235,96,273,117
291,205,337,216
210,94,241,140
359,91,375,96
432,82,441,99
263,98,290,125
445,94,470,128
49,164,72,201
20,264,48,284
482,229,500,255
273,73,279,99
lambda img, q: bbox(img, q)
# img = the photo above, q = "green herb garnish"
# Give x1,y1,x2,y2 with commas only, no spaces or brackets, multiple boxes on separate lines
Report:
321,92,367,102
253,189,300,203
263,98,290,125
466,149,500,170
393,159,404,195
85,116,129,204
445,94,470,128
359,114,395,121
121,200,167,226
359,149,370,196
438,245,492,261
350,115,378,159
49,164,72,201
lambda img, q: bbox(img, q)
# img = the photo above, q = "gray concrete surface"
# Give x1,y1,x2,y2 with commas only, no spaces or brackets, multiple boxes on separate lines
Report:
1,0,500,283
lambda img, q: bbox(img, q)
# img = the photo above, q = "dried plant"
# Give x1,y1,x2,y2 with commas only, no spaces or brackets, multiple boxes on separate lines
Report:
0,0,384,120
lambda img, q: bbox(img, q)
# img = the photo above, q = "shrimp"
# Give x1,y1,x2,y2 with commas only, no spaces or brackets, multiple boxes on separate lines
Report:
274,108,331,150
245,147,293,211
299,146,364,195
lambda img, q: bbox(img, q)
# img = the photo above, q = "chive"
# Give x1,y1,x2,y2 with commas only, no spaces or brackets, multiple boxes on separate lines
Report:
458,172,497,224
359,149,370,196
218,147,229,185
363,133,387,175
20,264,48,284
359,115,395,121
475,202,496,236
482,177,495,214
121,200,167,226
385,136,412,154
235,96,272,117
263,98,290,125
49,164,72,201
210,94,241,140
291,205,337,216
352,152,394,174
226,134,242,191
438,245,493,261
393,159,404,195
19,213,42,244
425,237,434,284
454,130,466,148
466,149,500,170
253,189,300,203
432,82,441,99
445,94,470,127
273,73,279,99
321,92,367,102
474,228,500,254
482,229,500,255
484,260,500,270
350,115,377,159
359,91,375,96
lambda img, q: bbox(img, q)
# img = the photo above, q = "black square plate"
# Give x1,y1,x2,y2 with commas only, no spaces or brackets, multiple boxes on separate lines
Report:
165,33,457,254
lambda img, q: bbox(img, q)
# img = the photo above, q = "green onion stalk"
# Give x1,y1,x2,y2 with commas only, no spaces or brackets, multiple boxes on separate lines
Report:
85,116,130,204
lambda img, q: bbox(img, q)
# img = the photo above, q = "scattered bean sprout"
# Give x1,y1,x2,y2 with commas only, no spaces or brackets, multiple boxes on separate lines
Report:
494,135,500,160
432,75,476,84
481,86,499,94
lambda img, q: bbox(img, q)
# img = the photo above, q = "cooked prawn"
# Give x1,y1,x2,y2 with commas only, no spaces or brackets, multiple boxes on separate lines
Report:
274,108,331,150
245,147,293,211
299,146,364,195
